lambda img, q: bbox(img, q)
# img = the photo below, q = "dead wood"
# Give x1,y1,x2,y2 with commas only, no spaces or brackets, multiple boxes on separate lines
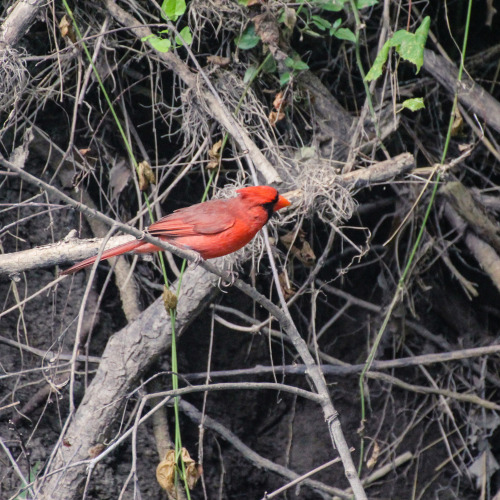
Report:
423,48,500,134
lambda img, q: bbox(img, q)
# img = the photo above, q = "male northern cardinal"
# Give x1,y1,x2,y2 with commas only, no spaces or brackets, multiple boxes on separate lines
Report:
61,185,290,275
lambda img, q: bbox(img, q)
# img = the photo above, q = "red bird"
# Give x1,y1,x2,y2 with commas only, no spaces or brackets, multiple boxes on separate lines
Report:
61,185,290,275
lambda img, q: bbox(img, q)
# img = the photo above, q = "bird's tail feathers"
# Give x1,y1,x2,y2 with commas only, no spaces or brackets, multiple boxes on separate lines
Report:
61,239,143,275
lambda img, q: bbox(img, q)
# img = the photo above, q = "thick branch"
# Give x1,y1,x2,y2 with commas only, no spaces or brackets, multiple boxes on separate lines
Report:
0,0,45,47
423,48,500,134
0,234,135,277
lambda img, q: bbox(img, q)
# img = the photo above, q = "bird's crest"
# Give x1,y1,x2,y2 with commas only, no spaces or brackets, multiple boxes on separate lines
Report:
236,185,279,204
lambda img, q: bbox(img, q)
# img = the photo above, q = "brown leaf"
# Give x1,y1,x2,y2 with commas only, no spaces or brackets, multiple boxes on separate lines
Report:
366,441,380,470
294,240,315,266
207,139,223,170
269,110,285,127
273,91,286,111
109,159,131,200
138,160,156,191
182,448,202,490
156,449,176,493
280,229,316,266
282,6,297,31
77,148,98,170
280,230,298,248
156,448,201,494
163,287,178,312
278,270,296,300
206,55,231,67
253,11,279,49
59,15,76,43
451,107,464,137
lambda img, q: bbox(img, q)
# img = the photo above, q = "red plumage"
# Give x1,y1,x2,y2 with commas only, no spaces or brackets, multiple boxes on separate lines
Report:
61,186,290,275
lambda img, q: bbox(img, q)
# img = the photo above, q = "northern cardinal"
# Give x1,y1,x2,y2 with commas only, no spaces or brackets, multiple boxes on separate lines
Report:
61,185,290,275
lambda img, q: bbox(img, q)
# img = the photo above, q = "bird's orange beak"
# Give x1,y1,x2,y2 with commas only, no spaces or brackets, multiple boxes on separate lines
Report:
274,195,291,212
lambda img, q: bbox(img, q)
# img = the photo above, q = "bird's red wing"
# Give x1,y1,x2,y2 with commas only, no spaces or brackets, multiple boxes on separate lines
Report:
147,199,236,237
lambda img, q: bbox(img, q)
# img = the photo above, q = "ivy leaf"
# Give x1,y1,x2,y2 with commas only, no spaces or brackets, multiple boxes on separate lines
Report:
401,97,425,111
142,34,172,53
236,25,260,50
364,43,389,80
396,16,430,73
280,72,291,86
161,0,186,21
285,57,309,71
262,56,277,74
244,65,259,84
175,26,192,46
365,16,430,81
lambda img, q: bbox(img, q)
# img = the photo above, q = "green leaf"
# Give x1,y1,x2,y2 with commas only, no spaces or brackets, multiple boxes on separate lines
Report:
236,25,260,50
175,26,192,46
302,28,323,38
388,16,430,72
285,57,309,71
401,97,425,111
412,16,430,72
280,72,291,86
143,34,172,53
281,6,297,31
356,0,378,8
244,65,259,84
311,15,331,31
364,42,390,81
331,18,342,29
161,0,186,21
365,16,430,81
261,56,277,74
18,462,41,499
331,27,356,42
309,0,349,12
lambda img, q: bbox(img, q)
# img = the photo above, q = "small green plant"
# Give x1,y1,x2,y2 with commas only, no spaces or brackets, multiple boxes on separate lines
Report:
280,56,309,86
15,461,41,500
237,0,379,86
364,16,430,110
236,20,311,86
299,0,377,41
141,0,192,53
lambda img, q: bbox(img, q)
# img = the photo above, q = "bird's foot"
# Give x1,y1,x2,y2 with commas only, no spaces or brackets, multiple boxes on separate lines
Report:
188,251,204,268
218,269,238,289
